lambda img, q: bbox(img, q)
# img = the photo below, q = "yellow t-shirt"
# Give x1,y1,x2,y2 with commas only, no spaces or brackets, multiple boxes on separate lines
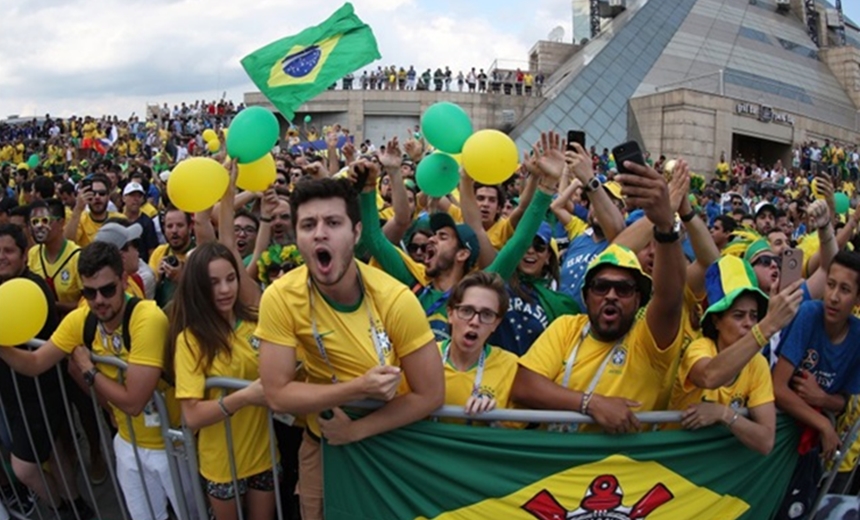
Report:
447,205,514,250
27,241,82,305
73,211,126,247
82,122,96,139
174,320,274,483
668,337,773,414
50,301,177,449
254,262,435,436
128,139,140,156
441,342,518,426
519,312,683,431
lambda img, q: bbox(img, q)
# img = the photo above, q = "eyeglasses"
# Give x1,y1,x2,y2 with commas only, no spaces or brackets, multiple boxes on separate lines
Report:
531,238,548,253
91,190,108,197
588,279,638,298
234,225,257,235
752,255,781,268
453,305,499,324
30,216,58,227
82,282,119,300
407,243,427,254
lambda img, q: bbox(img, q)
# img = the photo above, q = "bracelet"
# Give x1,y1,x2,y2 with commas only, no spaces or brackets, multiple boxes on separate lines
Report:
259,216,273,223
218,395,233,417
679,210,696,223
726,410,740,428
751,324,768,348
580,392,593,415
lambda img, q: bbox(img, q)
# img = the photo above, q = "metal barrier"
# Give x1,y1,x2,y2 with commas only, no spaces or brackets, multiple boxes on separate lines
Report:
811,414,860,519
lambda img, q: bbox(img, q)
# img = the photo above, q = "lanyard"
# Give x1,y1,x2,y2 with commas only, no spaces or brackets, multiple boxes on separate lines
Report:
420,285,450,318
307,265,385,384
441,340,487,396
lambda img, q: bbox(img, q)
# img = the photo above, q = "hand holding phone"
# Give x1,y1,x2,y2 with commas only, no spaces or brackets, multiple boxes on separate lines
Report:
567,130,586,152
779,248,803,292
612,141,646,174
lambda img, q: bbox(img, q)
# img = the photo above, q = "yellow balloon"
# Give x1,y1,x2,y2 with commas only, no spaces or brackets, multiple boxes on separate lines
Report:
450,153,463,165
0,278,48,346
202,129,218,142
167,158,229,212
462,130,519,185
237,153,277,192
206,139,221,153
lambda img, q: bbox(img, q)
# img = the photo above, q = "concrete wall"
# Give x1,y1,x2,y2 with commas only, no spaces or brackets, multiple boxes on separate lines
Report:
527,40,579,76
820,46,860,110
245,89,544,145
630,88,860,176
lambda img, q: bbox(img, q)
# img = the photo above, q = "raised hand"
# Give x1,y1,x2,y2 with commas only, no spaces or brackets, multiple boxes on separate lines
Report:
618,162,673,230
379,137,403,171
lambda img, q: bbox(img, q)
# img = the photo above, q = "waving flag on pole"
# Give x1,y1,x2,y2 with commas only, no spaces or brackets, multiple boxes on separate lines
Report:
240,3,380,121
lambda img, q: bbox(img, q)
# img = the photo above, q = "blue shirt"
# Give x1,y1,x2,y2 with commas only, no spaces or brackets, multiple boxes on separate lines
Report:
559,230,608,310
777,300,860,394
490,285,550,356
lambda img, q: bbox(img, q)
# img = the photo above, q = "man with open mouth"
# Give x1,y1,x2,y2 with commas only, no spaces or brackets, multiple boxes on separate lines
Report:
256,177,444,520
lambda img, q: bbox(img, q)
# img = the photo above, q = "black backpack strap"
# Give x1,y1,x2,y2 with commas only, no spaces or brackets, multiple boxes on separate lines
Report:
83,312,98,350
121,297,142,354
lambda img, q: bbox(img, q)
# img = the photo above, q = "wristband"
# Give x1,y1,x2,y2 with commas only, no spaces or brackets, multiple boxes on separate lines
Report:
580,392,593,415
259,216,273,223
726,410,740,428
751,324,768,348
679,210,696,223
218,395,233,417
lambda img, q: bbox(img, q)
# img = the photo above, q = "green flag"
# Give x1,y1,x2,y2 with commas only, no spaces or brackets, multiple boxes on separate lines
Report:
323,415,800,519
240,3,380,121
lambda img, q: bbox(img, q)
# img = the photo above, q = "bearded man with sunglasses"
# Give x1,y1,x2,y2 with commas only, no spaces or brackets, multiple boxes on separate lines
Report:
0,241,183,520
512,161,687,434
64,173,125,247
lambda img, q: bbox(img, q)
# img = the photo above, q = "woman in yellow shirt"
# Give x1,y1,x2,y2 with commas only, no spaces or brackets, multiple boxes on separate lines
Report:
670,255,801,454
441,272,518,422
169,241,275,520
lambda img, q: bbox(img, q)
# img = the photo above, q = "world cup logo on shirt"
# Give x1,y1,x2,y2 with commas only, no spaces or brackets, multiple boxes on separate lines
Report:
801,349,819,371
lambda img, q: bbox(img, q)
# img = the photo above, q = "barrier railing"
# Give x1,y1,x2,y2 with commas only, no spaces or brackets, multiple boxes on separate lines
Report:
7,343,860,520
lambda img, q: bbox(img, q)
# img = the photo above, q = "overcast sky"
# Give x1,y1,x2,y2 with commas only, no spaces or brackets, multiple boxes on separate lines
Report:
1,0,858,120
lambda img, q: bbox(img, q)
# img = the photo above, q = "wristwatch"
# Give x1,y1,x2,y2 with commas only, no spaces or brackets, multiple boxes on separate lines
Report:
83,367,100,386
583,177,601,193
653,221,681,244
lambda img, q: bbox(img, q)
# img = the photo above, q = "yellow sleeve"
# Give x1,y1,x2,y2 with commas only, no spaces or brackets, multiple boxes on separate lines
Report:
676,338,714,394
380,287,436,358
746,355,774,409
149,246,166,272
254,281,297,348
126,303,168,369
447,204,464,223
565,217,588,240
629,312,682,369
49,308,89,354
519,316,579,382
174,330,206,400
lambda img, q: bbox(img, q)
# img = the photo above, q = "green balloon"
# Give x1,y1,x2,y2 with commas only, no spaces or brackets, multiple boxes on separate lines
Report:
27,154,39,168
304,115,312,123
835,192,850,215
416,153,460,197
421,102,472,154
226,107,280,164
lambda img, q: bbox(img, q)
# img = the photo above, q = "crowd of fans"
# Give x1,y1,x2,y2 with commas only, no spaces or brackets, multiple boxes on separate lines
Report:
336,65,546,96
0,111,860,520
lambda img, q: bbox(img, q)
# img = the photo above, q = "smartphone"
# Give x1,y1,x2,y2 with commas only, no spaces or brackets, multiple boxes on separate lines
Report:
779,248,803,292
81,177,93,190
612,141,646,174
567,130,586,151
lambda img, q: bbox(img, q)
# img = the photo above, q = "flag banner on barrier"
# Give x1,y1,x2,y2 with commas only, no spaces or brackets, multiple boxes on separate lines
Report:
323,415,800,520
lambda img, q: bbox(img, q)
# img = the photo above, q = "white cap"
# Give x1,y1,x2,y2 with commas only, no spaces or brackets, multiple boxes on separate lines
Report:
122,181,145,196
95,222,143,249
159,170,171,183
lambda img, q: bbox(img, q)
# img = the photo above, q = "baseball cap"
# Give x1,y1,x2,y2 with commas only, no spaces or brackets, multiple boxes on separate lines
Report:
95,222,142,250
429,213,480,271
754,201,776,217
122,182,145,196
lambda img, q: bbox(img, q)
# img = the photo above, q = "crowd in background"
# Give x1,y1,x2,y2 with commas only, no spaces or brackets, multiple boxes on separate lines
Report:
336,65,546,95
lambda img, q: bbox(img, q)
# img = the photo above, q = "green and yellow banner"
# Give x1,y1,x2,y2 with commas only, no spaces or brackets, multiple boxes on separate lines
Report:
323,416,799,519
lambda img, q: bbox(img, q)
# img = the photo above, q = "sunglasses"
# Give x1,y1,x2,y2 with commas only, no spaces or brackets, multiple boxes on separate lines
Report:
407,243,427,254
531,238,548,253
752,255,781,268
266,262,297,276
82,282,119,300
588,279,638,298
30,216,58,227
91,190,108,197
453,305,499,324
274,178,287,185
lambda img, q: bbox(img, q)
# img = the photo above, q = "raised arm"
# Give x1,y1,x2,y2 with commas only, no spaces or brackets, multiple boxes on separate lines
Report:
566,143,625,242
619,161,683,350
805,200,839,299
64,184,91,242
378,138,412,245
219,161,261,306
245,189,276,283
459,172,497,269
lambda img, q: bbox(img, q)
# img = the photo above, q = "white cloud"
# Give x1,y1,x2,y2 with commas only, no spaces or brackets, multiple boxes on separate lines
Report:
0,0,570,118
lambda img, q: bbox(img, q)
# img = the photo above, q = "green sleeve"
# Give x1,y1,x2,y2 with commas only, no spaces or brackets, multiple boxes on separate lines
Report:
359,191,416,286
488,190,552,280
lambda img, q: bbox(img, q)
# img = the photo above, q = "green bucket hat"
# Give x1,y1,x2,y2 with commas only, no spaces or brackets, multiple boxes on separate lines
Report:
702,255,769,339
582,244,652,308
743,238,772,264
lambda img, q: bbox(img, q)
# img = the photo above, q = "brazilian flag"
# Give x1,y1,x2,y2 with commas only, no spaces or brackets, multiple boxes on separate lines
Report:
323,415,800,519
240,3,380,120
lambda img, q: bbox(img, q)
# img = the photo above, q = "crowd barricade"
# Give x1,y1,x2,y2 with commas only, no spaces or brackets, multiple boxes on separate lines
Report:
812,414,860,519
